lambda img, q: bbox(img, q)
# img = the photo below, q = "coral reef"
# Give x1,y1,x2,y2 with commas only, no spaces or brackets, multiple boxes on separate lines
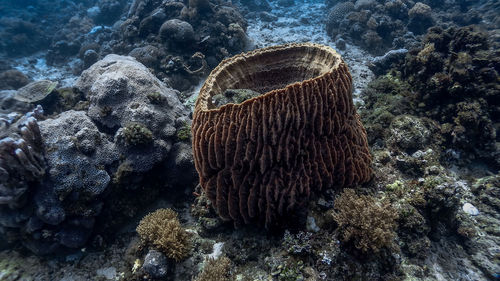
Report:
0,17,49,56
332,189,398,253
194,256,232,281
193,43,372,228
76,54,189,172
136,208,191,261
324,0,490,55
401,25,499,167
117,0,250,90
0,55,198,255
0,1,499,280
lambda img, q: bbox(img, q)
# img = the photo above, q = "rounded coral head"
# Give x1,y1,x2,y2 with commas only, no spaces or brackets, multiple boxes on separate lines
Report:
192,43,372,229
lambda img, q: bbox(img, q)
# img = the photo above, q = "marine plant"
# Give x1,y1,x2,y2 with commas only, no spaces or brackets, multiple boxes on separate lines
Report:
136,208,191,261
123,123,153,146
332,189,398,253
146,92,166,105
176,121,191,142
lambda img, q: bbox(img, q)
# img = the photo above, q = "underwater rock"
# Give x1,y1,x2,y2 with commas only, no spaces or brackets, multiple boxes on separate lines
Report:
164,142,198,191
193,43,372,228
83,49,100,70
369,48,408,76
324,0,492,55
159,19,196,46
116,0,249,91
0,69,31,91
128,45,165,70
408,2,434,35
0,90,32,115
462,203,479,216
0,110,120,253
143,249,169,278
94,0,126,25
389,115,432,151
38,110,118,206
276,0,295,7
326,2,354,34
259,11,278,22
76,54,188,172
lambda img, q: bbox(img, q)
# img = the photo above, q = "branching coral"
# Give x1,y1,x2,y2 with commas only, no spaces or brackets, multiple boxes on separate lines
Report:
0,105,45,209
332,189,398,253
136,208,191,261
194,256,232,281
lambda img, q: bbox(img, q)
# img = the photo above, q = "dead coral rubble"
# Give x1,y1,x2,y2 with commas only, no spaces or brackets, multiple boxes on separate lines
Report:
193,43,372,229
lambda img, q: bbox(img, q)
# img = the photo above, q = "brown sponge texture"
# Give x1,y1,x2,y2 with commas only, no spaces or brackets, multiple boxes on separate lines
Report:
192,43,372,228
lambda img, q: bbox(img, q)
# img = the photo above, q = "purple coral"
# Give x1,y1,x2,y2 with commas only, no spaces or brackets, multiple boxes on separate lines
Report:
0,106,45,209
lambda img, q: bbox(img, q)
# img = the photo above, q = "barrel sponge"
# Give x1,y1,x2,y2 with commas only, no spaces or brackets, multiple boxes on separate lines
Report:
192,43,372,229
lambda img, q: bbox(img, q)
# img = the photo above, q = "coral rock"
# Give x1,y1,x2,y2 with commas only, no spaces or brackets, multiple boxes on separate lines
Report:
76,54,188,172
192,43,372,228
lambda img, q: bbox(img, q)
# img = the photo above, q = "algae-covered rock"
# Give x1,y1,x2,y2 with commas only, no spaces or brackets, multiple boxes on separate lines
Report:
14,80,57,103
137,208,191,262
212,88,261,107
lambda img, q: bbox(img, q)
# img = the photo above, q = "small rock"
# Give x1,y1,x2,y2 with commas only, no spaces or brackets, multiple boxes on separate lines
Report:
83,49,99,69
143,250,169,278
208,242,224,259
335,38,346,51
306,216,320,232
462,203,479,216
96,267,117,280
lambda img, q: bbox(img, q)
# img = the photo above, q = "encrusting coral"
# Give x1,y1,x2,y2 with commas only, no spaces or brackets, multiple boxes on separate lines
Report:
136,208,191,261
332,189,398,253
192,43,372,229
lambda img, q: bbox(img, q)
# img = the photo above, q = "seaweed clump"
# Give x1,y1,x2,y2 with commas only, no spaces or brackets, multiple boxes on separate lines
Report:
332,189,398,253
123,123,154,146
136,208,191,261
194,256,233,281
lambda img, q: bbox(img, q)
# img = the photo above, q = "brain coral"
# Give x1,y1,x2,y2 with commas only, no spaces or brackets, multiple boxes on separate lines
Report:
192,43,372,229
